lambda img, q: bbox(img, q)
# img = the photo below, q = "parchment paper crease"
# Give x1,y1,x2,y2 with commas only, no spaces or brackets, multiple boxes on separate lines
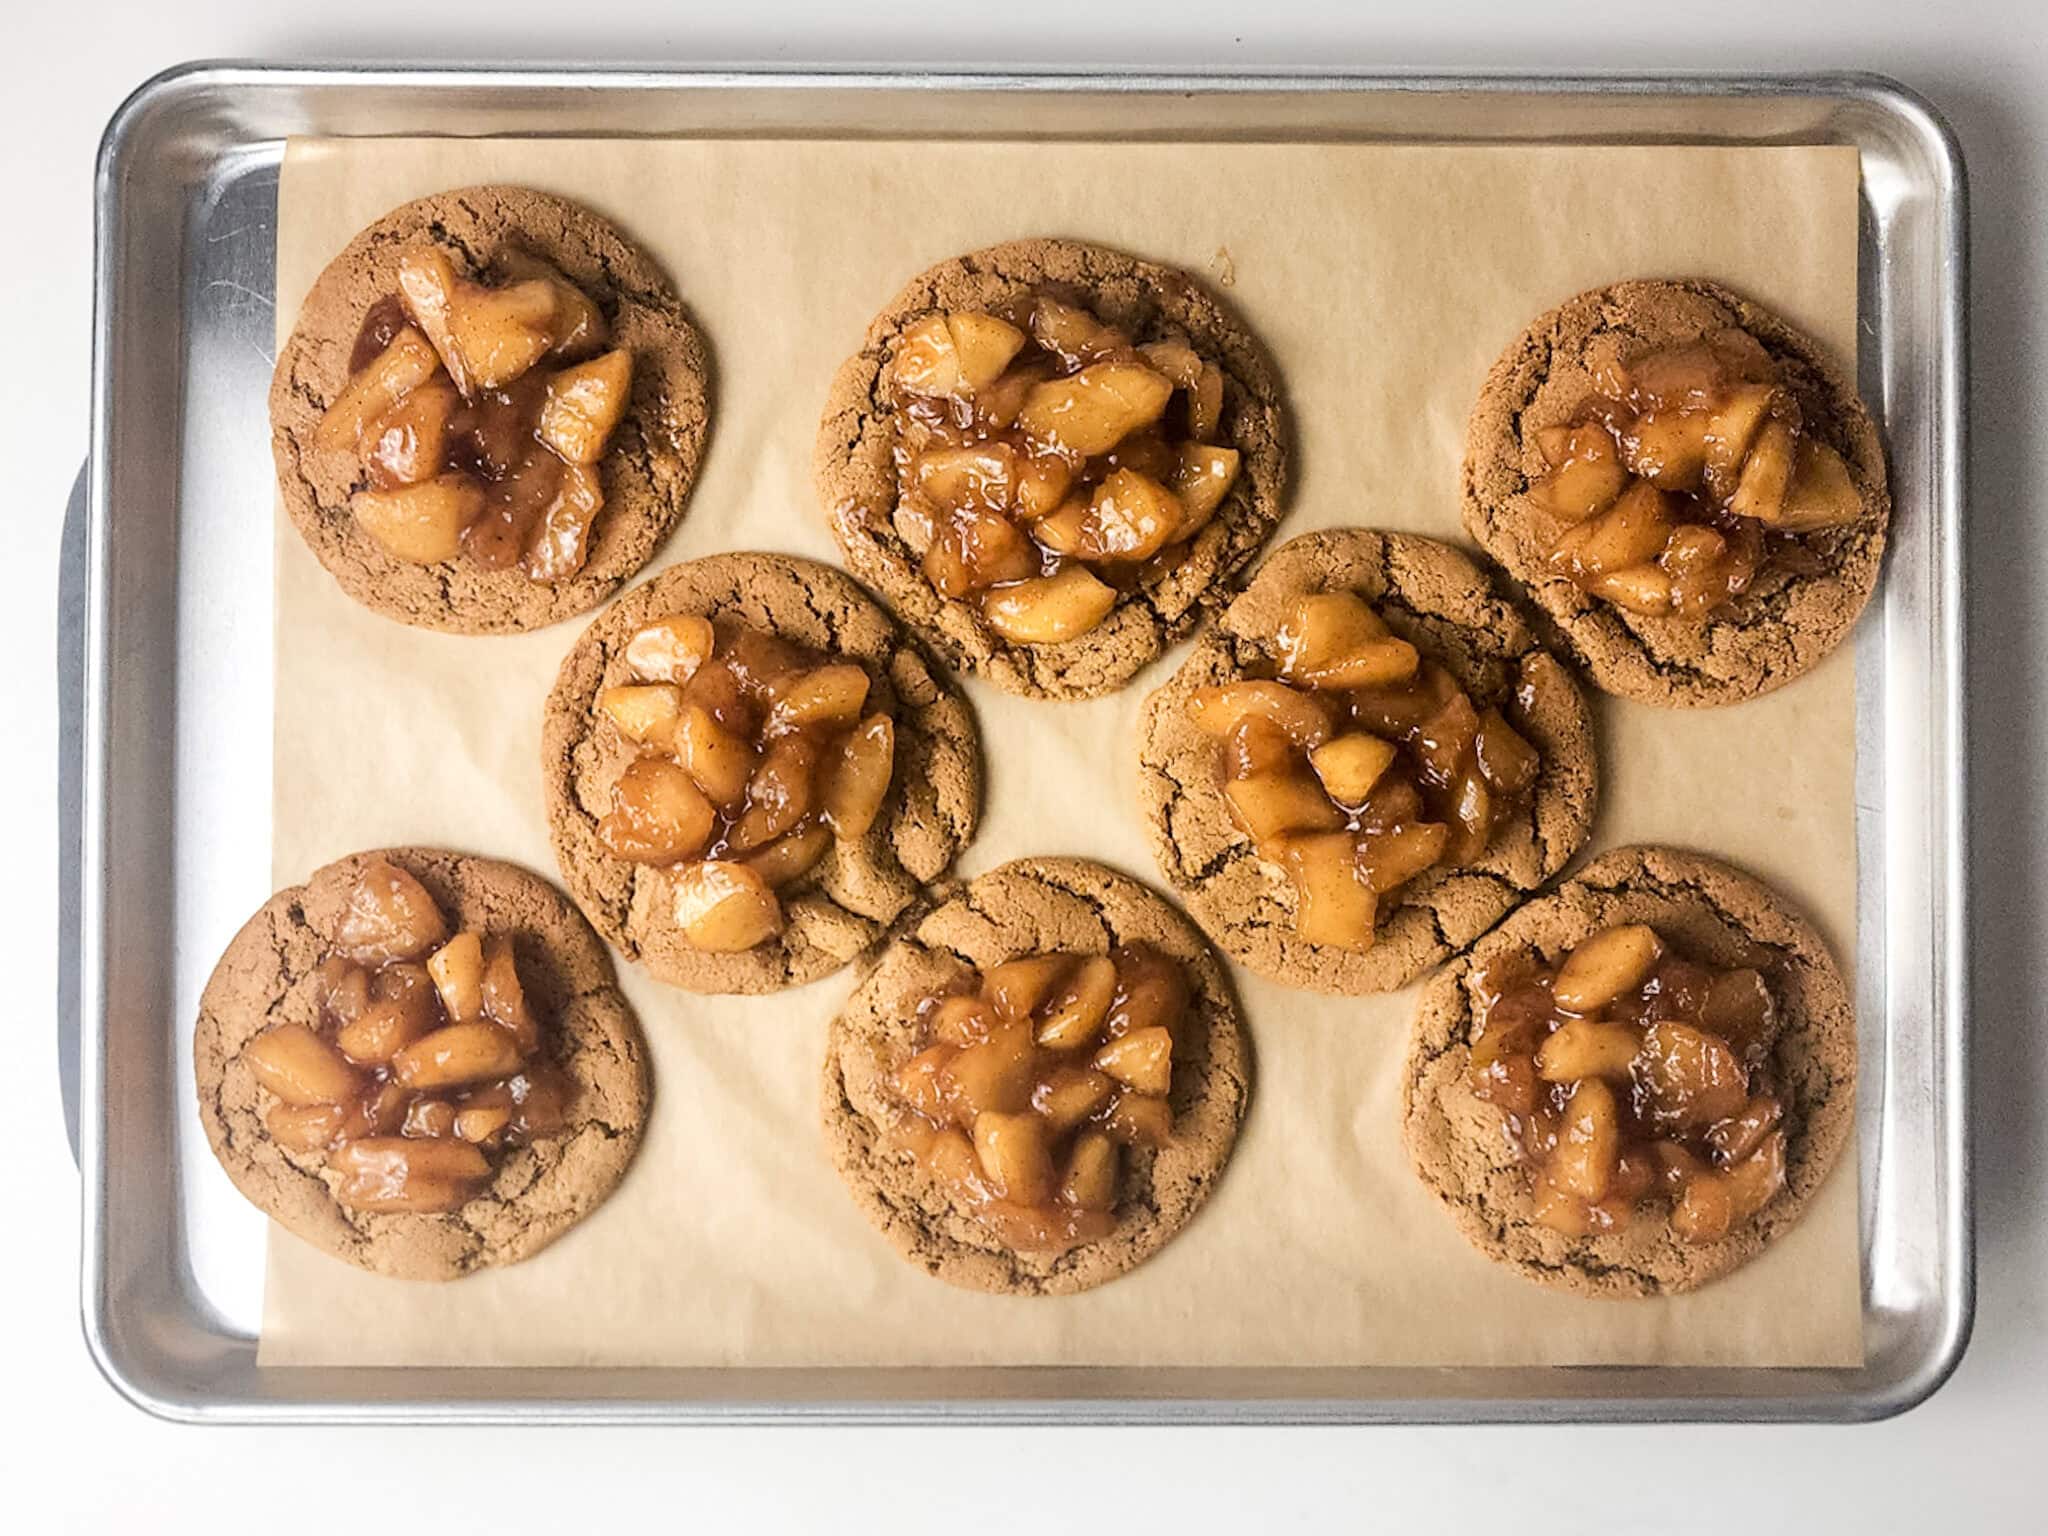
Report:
261,138,1863,1368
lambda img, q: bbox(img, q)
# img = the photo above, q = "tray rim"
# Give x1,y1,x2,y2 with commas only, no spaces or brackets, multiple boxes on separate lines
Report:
75,59,1972,1426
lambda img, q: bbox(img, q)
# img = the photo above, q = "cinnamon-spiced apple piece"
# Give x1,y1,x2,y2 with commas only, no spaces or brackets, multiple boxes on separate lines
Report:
883,298,1230,647
1185,586,1545,955
313,242,634,585
231,856,580,1215
591,611,902,953
1462,921,1791,1243
1528,329,1864,620
308,234,635,588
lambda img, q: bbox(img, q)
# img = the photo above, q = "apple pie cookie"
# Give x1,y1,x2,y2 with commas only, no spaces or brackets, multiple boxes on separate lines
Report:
823,858,1250,1295
1401,845,1854,1296
1464,279,1888,706
193,848,650,1280
1137,529,1596,995
815,238,1288,699
543,553,982,994
271,186,711,633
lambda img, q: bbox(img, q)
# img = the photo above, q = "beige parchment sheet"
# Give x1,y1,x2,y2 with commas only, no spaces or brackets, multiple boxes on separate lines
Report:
260,137,1864,1369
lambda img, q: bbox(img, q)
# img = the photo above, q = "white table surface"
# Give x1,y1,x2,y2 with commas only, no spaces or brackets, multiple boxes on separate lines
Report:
6,2,2032,1529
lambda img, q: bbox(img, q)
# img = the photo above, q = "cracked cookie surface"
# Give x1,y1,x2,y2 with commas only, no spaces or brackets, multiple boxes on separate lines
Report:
1463,278,1887,707
543,553,982,994
193,847,650,1281
270,185,712,633
823,858,1250,1295
813,237,1289,699
1136,529,1598,995
1401,844,1855,1297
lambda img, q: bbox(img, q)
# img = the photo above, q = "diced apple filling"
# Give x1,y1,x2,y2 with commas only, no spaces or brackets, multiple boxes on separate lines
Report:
1465,924,1788,1244
314,244,634,585
590,614,901,953
243,858,574,1213
1187,590,1547,953
888,944,1189,1255
887,293,1245,645
1527,327,1866,618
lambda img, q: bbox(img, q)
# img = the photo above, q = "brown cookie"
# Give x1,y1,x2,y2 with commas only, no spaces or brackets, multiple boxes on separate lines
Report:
192,848,650,1281
1401,845,1855,1297
1463,278,1888,707
1136,529,1598,995
543,553,982,994
814,237,1289,699
270,185,712,633
823,858,1250,1295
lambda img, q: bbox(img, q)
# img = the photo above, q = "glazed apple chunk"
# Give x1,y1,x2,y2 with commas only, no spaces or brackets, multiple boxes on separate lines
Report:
885,295,1243,645
313,246,633,584
238,858,574,1214
1185,590,1546,952
1529,328,1864,619
889,944,1188,1254
593,613,896,952
1467,923,1790,1244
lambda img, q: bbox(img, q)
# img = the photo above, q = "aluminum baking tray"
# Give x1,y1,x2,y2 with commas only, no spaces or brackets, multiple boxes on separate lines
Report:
68,64,1969,1424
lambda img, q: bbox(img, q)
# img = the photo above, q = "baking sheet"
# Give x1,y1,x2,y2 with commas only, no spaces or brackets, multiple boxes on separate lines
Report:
260,137,1863,1368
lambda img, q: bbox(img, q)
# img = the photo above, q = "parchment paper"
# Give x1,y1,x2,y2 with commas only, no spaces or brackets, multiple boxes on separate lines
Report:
260,137,1863,1368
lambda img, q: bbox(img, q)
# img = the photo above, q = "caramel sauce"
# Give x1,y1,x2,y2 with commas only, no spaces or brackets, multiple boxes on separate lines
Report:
349,294,411,373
